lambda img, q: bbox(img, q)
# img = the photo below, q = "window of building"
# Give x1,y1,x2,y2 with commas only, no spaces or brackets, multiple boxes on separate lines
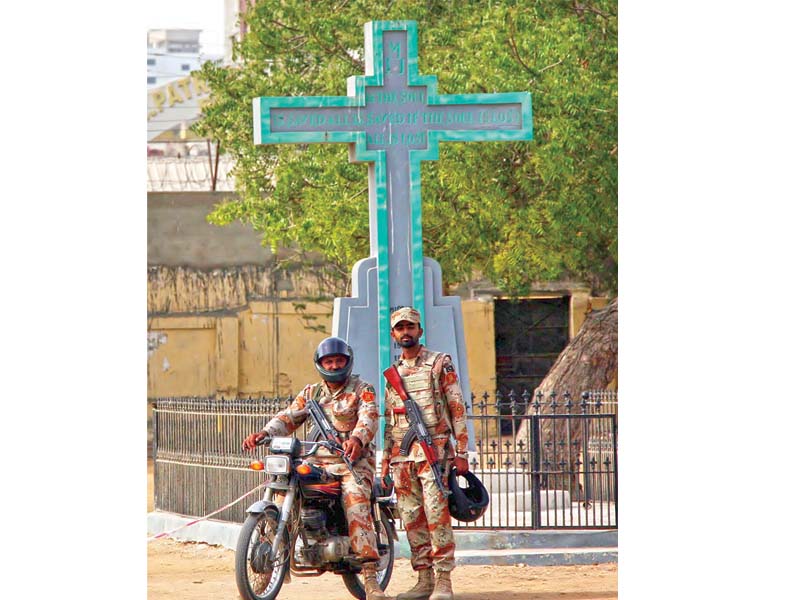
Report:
181,64,191,71
147,58,156,66
147,76,157,85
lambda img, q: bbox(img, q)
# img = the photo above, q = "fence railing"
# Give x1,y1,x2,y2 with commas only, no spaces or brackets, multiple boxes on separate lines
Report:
151,390,617,530
465,390,617,529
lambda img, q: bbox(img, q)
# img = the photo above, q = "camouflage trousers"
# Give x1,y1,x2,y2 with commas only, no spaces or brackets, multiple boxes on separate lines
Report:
340,467,380,561
392,458,455,572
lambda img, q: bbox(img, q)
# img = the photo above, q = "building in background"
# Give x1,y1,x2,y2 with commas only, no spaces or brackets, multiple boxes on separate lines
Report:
223,0,254,63
147,29,212,87
148,28,201,53
147,28,231,188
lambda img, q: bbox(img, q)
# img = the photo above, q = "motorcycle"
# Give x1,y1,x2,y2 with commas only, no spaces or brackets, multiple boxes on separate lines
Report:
235,436,397,600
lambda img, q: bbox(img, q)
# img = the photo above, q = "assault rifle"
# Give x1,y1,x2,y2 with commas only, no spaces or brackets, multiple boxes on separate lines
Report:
383,365,450,498
305,396,364,485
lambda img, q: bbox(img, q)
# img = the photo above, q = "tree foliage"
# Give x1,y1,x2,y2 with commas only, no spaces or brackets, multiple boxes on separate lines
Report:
195,0,617,296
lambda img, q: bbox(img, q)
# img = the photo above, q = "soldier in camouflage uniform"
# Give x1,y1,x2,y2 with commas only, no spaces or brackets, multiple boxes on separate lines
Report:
243,336,392,600
381,307,470,600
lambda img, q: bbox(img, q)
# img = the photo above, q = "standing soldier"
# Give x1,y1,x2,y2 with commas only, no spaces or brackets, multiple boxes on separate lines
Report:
381,307,469,600
243,336,393,600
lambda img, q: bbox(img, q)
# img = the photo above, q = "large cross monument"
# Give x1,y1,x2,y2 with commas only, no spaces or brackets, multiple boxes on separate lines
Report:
253,20,533,443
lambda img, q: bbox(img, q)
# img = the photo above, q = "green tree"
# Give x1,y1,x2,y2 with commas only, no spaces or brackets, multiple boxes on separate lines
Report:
195,0,617,296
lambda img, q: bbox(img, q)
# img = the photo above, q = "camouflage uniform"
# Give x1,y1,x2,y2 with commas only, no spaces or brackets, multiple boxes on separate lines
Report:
262,375,380,561
382,346,469,573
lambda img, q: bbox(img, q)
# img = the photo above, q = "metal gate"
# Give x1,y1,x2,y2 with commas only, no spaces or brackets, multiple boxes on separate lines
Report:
494,298,570,397
460,390,617,529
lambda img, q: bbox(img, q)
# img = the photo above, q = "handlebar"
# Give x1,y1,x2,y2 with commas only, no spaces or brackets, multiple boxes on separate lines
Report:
253,436,336,459
299,440,328,458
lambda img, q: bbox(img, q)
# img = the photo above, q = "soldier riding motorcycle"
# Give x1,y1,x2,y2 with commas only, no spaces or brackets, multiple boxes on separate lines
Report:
238,337,397,600
235,435,397,600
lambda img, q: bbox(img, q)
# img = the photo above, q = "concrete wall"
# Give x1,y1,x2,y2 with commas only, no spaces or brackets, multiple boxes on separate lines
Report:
147,303,333,399
147,317,220,397
148,192,273,268
147,192,608,399
462,299,497,400
146,296,607,399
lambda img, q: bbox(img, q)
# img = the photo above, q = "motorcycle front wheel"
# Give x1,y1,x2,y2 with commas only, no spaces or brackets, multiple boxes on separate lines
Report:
341,511,395,600
235,507,290,600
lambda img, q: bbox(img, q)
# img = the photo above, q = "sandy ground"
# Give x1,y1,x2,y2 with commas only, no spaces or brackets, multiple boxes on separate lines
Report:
147,460,617,599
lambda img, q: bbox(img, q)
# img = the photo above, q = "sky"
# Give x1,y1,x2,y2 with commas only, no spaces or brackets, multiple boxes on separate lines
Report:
145,0,226,56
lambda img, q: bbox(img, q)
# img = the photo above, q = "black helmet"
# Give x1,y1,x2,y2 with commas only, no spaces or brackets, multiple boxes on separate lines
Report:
313,336,354,384
447,468,489,522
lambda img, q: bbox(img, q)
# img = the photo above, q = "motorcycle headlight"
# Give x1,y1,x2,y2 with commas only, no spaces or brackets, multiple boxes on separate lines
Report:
263,455,291,474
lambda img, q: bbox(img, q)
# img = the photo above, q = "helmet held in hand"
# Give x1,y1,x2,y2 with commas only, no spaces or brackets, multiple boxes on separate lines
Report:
447,468,489,522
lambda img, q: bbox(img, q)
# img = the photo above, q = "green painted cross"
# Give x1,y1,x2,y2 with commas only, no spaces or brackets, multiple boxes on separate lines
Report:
253,20,532,426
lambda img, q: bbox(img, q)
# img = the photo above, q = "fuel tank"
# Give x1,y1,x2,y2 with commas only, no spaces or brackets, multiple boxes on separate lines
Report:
296,461,342,499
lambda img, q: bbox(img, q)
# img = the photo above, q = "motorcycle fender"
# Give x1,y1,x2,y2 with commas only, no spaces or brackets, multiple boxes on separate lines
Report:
245,500,278,515
380,507,399,541
377,496,401,521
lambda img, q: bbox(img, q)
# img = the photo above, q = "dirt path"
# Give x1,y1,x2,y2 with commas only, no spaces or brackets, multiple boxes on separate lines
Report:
147,539,617,599
147,460,617,598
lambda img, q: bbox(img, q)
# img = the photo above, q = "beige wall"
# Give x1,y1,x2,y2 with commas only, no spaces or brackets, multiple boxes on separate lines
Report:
461,299,496,400
147,317,219,397
147,300,492,399
147,296,608,399
147,303,332,399
147,192,609,399
570,291,610,337
238,301,332,397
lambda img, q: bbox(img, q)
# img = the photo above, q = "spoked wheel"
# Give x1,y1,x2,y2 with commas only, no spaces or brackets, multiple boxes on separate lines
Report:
341,511,395,600
235,507,290,600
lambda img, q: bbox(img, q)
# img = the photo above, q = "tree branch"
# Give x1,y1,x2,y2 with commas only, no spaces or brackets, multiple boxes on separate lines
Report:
572,2,615,19
345,186,369,203
539,59,563,74
270,19,302,33
307,27,363,72
506,14,536,76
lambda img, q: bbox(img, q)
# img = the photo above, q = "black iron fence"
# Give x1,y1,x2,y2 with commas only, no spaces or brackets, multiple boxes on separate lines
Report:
466,390,617,529
151,390,617,530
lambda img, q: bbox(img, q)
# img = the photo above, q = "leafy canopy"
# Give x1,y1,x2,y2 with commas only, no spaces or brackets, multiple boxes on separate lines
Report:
195,0,617,296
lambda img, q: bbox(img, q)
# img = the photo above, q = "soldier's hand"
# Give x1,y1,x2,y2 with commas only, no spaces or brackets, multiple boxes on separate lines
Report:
453,456,469,475
342,437,363,461
242,431,267,451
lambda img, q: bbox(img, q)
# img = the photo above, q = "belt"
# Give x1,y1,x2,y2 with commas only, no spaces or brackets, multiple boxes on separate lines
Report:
392,407,406,414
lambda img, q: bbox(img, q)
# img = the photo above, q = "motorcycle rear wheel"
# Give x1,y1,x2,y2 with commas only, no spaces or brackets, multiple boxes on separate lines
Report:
235,507,290,600
341,512,395,600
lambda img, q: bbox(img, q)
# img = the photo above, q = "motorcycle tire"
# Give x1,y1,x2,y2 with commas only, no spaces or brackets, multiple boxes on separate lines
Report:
235,507,290,600
341,509,395,600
